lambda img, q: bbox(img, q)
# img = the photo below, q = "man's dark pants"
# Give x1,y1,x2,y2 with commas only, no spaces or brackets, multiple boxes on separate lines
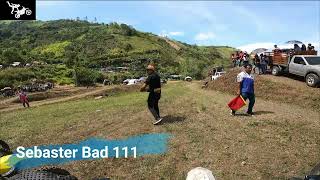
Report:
148,92,161,120
241,92,255,114
23,101,30,107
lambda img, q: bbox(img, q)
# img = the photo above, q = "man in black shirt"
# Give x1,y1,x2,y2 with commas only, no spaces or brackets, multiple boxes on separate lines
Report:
140,64,162,125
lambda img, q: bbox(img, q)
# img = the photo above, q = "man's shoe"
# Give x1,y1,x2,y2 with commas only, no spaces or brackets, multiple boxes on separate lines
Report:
153,118,163,125
247,112,254,116
230,110,236,116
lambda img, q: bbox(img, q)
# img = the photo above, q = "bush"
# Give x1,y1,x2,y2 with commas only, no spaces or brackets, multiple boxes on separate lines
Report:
55,77,73,85
74,67,99,86
0,68,36,89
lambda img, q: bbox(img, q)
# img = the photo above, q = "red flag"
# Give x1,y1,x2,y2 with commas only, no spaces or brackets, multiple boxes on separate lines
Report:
228,95,246,111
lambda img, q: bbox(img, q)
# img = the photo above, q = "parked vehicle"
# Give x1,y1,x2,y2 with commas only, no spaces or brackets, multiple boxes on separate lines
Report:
22,82,53,92
161,79,167,84
169,75,182,80
127,79,138,85
0,87,14,97
266,50,320,87
185,76,192,82
138,77,147,83
211,71,226,81
123,79,130,85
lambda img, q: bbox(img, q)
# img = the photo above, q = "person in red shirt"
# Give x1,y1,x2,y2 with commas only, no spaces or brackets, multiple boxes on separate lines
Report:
17,88,30,108
235,52,240,66
239,51,244,66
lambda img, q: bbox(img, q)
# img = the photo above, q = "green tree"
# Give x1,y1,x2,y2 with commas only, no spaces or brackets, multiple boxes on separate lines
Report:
2,48,23,65
74,67,99,86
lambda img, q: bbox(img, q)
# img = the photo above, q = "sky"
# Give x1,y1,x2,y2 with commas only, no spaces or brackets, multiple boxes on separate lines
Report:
36,1,320,52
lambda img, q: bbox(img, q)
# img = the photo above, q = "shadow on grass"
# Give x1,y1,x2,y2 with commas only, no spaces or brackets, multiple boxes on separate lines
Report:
160,115,186,124
254,111,274,115
234,110,274,116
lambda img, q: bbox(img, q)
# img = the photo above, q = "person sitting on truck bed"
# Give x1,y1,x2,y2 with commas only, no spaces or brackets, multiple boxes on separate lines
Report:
273,45,281,53
301,44,307,51
307,43,312,51
294,44,301,53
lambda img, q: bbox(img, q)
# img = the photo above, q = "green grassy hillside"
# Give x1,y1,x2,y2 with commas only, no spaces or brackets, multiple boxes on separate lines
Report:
0,20,235,88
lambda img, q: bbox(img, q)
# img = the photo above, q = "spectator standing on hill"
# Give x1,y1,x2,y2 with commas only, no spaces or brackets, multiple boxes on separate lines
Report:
235,51,240,67
261,55,267,74
239,51,244,66
231,54,236,67
259,54,264,74
17,88,30,108
243,52,249,66
140,64,163,125
253,54,260,74
231,64,255,116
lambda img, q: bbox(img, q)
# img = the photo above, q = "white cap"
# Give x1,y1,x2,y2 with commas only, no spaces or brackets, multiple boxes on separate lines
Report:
186,167,216,180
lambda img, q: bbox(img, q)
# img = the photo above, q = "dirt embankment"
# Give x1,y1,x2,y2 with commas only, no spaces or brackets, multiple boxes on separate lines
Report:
206,68,320,110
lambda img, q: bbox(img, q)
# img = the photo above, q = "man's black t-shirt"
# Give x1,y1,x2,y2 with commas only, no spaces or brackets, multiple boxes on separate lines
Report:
146,72,161,93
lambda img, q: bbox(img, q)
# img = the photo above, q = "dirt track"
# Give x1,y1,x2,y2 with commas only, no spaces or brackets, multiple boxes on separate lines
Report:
0,86,117,113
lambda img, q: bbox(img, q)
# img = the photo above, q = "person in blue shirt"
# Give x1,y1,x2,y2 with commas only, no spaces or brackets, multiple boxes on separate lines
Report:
231,64,255,116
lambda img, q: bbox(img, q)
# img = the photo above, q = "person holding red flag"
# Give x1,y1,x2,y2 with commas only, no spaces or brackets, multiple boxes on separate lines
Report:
231,64,255,116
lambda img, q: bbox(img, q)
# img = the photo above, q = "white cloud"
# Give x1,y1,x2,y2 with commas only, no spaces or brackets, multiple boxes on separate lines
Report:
237,42,275,53
169,31,184,36
237,42,320,54
194,32,215,41
159,30,184,37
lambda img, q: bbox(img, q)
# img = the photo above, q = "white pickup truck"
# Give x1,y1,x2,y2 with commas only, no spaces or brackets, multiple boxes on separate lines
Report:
211,71,226,81
272,55,320,87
